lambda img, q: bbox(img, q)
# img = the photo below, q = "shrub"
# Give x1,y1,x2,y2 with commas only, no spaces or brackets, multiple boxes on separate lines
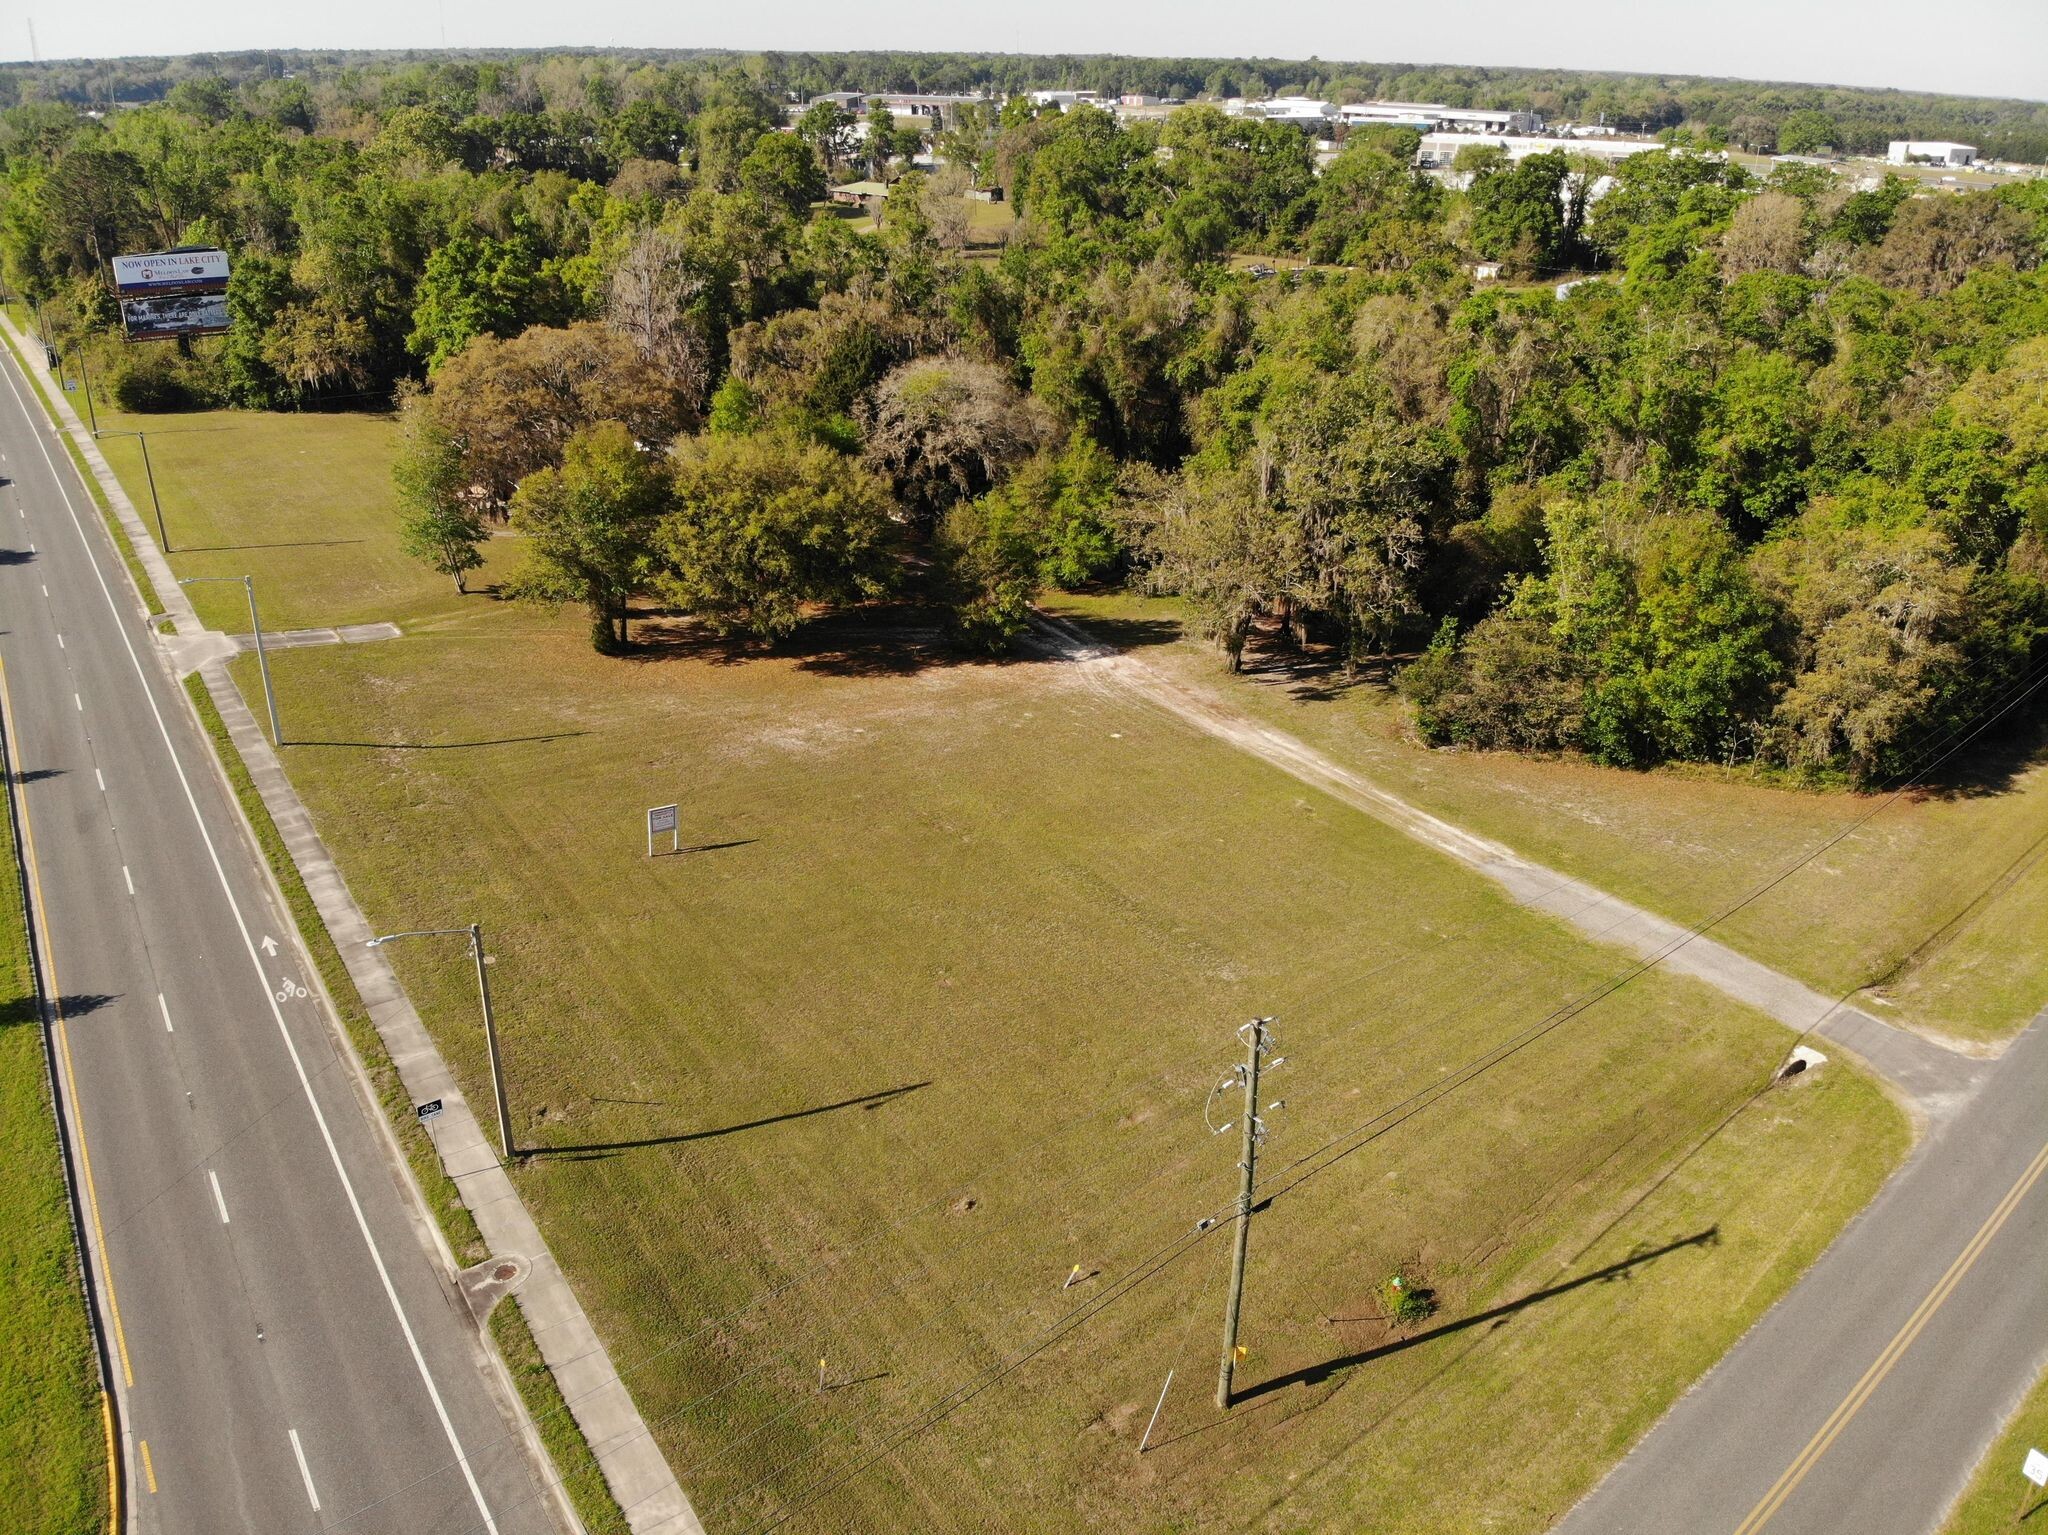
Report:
1382,1273,1437,1326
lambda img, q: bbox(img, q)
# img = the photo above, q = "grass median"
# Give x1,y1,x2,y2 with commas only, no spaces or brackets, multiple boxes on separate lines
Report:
1049,592,2048,1049
0,743,106,1530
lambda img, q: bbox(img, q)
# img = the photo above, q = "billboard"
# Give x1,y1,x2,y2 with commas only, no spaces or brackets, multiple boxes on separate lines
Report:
111,248,230,298
119,292,230,342
112,247,230,341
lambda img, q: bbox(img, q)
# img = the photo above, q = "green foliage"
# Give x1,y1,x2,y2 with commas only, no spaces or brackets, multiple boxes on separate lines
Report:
407,234,557,369
392,396,490,591
654,429,899,638
508,420,671,650
1776,110,1840,155
1382,1274,1437,1326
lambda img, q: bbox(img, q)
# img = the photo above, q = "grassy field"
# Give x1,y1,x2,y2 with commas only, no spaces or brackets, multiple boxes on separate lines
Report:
210,606,1904,1534
1939,1360,2048,1533
86,403,1914,1531
0,750,106,1529
1046,593,2048,1049
88,403,521,635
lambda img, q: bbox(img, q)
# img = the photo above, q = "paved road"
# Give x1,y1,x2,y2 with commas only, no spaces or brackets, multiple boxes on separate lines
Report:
0,351,565,1533
1558,1015,2048,1535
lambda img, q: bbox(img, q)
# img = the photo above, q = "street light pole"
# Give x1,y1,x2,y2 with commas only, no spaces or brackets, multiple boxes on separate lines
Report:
178,574,281,745
102,430,168,551
76,343,99,435
366,924,515,1162
469,923,514,1162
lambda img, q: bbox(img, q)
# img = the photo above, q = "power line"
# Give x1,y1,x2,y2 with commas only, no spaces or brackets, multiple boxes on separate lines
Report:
334,640,2048,1534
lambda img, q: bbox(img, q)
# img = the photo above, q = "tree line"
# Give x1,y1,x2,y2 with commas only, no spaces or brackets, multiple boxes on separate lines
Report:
3,68,2047,782
6,47,2048,160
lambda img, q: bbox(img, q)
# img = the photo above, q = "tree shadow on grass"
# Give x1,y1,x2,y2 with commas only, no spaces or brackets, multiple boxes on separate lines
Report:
624,600,1185,680
623,604,947,678
1905,704,2048,801
1231,618,1404,705
1232,1227,1718,1407
528,1080,930,1161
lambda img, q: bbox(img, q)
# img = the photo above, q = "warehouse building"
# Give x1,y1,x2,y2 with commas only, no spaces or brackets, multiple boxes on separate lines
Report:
1888,140,1978,166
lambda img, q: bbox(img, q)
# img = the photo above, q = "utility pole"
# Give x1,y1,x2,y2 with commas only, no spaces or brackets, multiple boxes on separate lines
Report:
470,922,514,1162
1210,1017,1281,1410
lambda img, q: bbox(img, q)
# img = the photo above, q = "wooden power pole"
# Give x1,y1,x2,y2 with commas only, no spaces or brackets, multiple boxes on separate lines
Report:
1214,1017,1278,1410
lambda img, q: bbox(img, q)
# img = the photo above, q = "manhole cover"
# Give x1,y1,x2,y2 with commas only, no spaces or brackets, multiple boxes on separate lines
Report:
493,1263,519,1283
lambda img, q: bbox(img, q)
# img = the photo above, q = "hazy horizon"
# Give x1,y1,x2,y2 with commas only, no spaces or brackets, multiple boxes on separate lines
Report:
6,0,2046,105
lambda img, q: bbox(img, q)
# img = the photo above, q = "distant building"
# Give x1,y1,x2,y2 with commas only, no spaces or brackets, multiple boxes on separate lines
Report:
1030,89,1101,111
1340,100,1544,134
1229,96,1337,131
828,179,889,205
1120,93,1161,107
1888,140,1977,166
1417,132,1664,168
870,93,987,129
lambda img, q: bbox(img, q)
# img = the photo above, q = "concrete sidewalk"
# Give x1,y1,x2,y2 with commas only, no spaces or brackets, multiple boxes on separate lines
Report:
1,314,700,1535
198,657,702,1535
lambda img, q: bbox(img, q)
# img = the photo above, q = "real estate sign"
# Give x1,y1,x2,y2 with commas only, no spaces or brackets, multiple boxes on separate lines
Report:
110,247,232,340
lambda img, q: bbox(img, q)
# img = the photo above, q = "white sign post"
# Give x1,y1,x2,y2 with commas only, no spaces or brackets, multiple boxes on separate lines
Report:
647,803,680,858
2016,1448,2048,1529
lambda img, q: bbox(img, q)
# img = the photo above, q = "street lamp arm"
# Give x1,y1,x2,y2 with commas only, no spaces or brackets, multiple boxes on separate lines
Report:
365,927,475,947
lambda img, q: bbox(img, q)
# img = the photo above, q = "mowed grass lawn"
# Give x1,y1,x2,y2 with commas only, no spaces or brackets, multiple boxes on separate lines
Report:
222,602,1906,1534
0,771,105,1527
89,403,522,635
1048,593,2048,1049
81,401,1915,1530
1940,1359,2048,1534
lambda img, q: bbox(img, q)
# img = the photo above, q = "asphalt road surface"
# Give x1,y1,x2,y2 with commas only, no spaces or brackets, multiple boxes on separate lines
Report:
0,349,565,1534
1559,1015,2048,1535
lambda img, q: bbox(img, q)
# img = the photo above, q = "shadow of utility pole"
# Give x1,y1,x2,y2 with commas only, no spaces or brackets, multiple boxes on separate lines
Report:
1235,1226,1721,1405
530,1081,931,1160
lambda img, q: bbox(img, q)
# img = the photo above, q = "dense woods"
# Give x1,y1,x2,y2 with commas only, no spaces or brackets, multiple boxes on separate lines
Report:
3,50,2047,782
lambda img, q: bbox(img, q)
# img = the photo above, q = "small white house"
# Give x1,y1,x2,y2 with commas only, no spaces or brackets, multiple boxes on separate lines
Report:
1888,140,1977,166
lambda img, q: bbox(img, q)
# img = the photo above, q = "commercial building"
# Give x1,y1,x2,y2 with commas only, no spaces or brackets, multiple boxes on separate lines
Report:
1416,132,1664,168
1227,96,1338,131
1888,140,1978,166
1339,100,1545,134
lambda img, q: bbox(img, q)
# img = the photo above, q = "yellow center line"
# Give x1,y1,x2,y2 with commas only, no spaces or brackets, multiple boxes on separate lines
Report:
0,654,135,1390
1733,1132,2048,1535
139,1438,157,1494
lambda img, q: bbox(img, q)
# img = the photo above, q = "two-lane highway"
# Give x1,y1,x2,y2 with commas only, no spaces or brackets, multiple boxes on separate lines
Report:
0,343,566,1534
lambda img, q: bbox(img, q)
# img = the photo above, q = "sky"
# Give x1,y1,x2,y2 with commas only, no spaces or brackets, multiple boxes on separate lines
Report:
6,0,2047,103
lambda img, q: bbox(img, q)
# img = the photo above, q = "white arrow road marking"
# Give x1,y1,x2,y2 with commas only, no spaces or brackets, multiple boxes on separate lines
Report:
259,934,278,956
